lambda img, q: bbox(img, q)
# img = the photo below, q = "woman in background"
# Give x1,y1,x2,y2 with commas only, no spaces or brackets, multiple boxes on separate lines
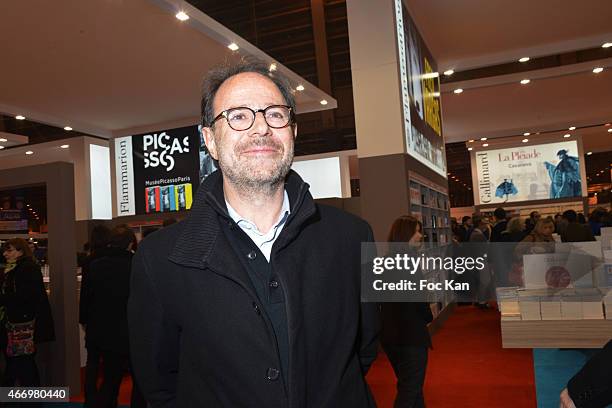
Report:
381,215,433,408
0,238,54,386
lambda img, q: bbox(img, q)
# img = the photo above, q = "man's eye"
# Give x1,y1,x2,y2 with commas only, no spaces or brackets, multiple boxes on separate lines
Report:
267,111,285,119
229,113,247,121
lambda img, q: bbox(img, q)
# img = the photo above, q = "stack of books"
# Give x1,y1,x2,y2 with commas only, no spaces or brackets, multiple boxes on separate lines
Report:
497,287,520,320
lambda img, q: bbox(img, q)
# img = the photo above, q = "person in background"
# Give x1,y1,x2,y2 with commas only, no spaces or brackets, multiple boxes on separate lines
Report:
561,210,595,242
469,215,492,308
0,238,55,387
460,216,473,242
560,339,612,408
81,225,143,408
525,211,541,234
500,217,527,242
381,215,433,408
469,215,490,243
588,208,606,236
512,218,556,283
490,207,507,242
554,213,568,236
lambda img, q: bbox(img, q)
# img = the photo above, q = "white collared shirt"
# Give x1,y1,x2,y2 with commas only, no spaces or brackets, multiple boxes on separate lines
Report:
225,190,291,262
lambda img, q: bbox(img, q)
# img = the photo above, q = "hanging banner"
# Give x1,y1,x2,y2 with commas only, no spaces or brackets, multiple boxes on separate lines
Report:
114,125,217,216
394,0,446,177
473,140,583,205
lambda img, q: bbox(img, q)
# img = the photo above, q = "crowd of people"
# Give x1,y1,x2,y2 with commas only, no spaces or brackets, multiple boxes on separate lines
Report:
452,206,612,245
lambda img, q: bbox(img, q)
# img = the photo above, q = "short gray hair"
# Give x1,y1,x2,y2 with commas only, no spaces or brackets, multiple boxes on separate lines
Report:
200,57,296,127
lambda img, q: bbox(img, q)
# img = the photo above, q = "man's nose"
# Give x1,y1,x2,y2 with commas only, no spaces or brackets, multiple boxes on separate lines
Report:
249,111,271,135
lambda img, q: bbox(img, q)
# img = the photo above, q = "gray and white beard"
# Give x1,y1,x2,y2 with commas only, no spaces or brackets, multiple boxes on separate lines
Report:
216,136,294,198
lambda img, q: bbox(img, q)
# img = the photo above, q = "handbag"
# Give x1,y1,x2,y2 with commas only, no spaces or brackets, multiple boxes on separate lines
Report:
5,319,36,357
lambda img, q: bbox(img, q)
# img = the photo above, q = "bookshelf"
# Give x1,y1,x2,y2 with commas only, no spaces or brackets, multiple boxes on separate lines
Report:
408,171,451,245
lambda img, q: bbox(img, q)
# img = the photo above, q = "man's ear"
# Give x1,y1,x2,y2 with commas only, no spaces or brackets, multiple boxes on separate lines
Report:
202,127,218,160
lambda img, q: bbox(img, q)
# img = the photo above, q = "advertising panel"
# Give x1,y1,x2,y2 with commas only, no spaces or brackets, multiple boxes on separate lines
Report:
114,125,216,216
394,0,446,176
473,140,583,205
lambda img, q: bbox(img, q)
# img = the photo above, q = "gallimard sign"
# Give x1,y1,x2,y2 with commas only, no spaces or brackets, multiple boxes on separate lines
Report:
473,140,583,205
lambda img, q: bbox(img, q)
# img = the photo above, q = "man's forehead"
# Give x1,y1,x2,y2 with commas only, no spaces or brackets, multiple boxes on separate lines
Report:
214,72,284,109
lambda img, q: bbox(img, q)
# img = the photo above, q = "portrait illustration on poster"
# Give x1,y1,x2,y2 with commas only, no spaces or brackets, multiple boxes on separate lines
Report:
545,149,581,199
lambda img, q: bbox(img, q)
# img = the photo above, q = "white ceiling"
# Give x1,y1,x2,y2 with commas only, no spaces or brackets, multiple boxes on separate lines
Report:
406,0,612,152
0,0,335,139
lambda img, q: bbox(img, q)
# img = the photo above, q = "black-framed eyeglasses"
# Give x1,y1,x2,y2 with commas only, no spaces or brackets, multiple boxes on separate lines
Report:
210,105,294,131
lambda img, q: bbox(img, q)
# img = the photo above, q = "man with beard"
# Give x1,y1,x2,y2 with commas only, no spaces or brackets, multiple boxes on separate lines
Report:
128,58,379,407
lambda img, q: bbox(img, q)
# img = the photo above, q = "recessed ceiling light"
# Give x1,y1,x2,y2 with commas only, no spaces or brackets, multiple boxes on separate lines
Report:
453,88,463,94
60,144,70,149
522,138,529,143
606,123,611,126
483,143,489,147
587,151,593,155
608,128,612,133
602,42,612,48
593,67,604,74
175,11,189,21
480,137,487,141
467,147,473,151
523,132,530,136
0,146,4,150
443,69,454,76
25,150,33,155
269,63,277,72
228,43,239,51
0,138,7,142
569,126,576,130
518,57,530,63
64,126,72,131
15,115,25,120
468,139,475,143
320,100,328,105
520,79,531,85
563,134,571,138
296,85,305,91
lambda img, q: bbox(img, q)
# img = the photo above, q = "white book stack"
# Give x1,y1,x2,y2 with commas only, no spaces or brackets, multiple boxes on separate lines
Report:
561,292,583,320
540,295,563,320
497,287,520,320
518,291,542,320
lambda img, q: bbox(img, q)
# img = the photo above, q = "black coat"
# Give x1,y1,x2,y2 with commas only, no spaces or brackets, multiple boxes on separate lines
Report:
128,170,380,408
561,222,596,243
380,302,433,348
80,247,133,354
0,257,55,344
568,339,612,408
490,220,508,242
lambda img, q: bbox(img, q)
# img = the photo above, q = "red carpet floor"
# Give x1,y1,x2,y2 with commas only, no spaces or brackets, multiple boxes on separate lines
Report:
366,305,537,408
